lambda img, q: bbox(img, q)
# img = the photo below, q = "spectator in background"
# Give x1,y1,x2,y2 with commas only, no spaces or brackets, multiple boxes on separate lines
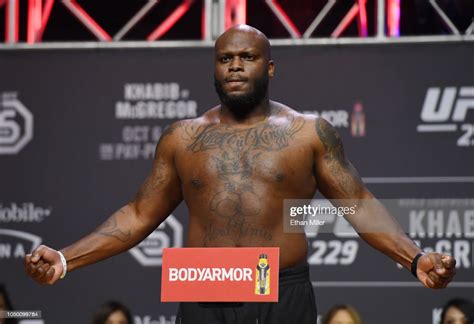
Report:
0,284,18,324
92,301,133,324
440,298,474,324
322,304,362,324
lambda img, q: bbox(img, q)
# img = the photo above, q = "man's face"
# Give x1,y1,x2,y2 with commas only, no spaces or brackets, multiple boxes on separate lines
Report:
106,310,129,324
443,306,469,324
327,310,357,324
214,30,274,114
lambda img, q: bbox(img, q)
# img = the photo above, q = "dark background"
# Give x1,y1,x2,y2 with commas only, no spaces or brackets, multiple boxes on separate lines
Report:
1,42,473,323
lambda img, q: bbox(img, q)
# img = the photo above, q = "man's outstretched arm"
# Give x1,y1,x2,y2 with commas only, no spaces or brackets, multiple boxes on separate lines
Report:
313,117,456,289
24,122,184,285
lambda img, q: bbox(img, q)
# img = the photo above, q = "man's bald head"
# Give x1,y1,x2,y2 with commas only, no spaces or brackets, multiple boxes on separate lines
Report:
213,24,275,116
215,24,271,60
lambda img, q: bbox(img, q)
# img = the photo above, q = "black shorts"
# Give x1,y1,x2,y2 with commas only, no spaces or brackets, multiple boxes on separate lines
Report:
176,263,317,324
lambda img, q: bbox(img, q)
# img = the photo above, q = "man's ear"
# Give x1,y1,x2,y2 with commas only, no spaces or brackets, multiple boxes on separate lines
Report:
268,60,275,78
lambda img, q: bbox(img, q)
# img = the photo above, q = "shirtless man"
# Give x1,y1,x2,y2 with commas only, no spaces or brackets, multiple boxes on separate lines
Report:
25,25,456,324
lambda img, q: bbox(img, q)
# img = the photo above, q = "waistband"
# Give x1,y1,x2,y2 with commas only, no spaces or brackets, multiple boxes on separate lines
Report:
193,263,310,307
278,262,310,287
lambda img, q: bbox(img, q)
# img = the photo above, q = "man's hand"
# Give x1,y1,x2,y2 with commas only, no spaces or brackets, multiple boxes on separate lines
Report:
24,245,64,285
416,253,456,289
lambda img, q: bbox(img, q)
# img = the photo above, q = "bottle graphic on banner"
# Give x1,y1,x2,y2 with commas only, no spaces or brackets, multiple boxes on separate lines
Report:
255,254,270,295
351,102,366,137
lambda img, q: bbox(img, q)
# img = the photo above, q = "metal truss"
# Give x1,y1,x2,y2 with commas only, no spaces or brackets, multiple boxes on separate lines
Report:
428,0,474,35
0,0,473,45
265,0,473,39
2,0,198,43
265,0,370,38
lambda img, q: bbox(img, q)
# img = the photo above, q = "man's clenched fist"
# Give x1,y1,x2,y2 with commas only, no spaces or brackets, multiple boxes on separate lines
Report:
24,245,64,285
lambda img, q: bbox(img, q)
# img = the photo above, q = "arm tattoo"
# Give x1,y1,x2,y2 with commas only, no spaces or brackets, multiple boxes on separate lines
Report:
94,210,131,243
161,121,184,141
315,118,346,164
136,121,177,199
315,118,363,197
136,160,166,200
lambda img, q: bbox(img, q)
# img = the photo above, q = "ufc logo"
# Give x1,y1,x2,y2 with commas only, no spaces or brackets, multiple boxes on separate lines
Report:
0,94,34,155
421,87,474,122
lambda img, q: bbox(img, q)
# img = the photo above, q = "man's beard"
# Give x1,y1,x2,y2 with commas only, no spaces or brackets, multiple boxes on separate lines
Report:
214,74,269,118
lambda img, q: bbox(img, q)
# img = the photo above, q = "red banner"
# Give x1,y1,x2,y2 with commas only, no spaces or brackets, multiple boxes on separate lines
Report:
161,247,280,302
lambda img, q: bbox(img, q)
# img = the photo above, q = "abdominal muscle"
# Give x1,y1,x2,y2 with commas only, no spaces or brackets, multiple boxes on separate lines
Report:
185,212,309,269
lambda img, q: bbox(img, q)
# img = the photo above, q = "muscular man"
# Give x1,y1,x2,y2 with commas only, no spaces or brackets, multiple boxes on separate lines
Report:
25,25,456,324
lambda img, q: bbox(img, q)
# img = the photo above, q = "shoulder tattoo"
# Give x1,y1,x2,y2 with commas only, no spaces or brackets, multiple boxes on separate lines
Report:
315,118,346,164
